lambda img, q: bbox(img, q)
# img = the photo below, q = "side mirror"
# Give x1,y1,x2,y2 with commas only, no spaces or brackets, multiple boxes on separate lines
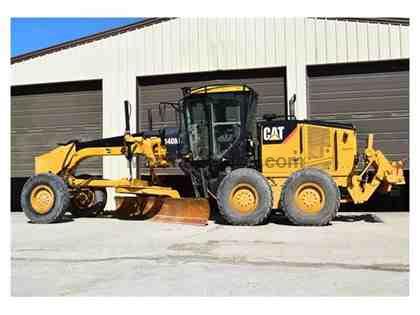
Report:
263,113,278,121
181,87,191,96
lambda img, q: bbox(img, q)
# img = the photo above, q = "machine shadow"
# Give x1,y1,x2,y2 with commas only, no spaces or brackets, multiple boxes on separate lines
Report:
266,212,384,226
93,202,386,226
27,215,75,224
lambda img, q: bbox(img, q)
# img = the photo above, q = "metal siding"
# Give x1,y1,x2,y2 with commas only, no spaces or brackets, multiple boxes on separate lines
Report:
326,20,337,63
145,25,156,74
235,18,246,68
154,24,164,75
346,21,358,62
305,18,316,65
367,23,380,60
285,18,297,110
11,89,103,177
255,18,266,66
225,18,236,69
315,19,327,64
357,22,369,61
400,26,409,58
335,21,348,62
265,18,276,67
307,63,409,166
244,19,256,67
276,18,286,66
192,18,202,72
12,18,408,85
295,19,308,118
206,18,218,70
180,18,192,71
378,24,391,59
389,24,401,59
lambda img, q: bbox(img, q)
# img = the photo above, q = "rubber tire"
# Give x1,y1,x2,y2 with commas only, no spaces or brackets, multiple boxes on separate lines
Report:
217,168,273,226
70,188,107,217
20,173,70,224
281,168,340,226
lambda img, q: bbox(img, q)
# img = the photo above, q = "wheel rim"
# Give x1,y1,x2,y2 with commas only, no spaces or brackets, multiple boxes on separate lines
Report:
294,182,325,214
229,183,259,214
73,190,95,209
30,185,55,214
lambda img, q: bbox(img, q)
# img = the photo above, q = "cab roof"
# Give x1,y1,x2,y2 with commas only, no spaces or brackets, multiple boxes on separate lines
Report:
190,84,253,95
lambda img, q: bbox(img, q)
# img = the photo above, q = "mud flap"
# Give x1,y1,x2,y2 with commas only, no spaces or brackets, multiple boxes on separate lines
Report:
115,195,210,225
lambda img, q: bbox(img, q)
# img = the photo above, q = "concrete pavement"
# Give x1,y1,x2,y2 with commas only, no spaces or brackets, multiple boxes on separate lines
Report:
11,211,409,296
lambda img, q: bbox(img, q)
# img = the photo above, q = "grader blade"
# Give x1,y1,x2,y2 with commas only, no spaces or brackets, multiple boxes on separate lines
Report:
115,195,210,225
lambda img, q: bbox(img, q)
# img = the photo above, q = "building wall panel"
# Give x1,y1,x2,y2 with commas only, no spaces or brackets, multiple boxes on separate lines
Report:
335,21,348,63
326,20,337,63
315,19,327,64
400,26,409,58
12,17,409,87
346,21,358,62
357,22,369,61
378,24,391,59
367,23,379,60
389,24,401,59
304,18,316,65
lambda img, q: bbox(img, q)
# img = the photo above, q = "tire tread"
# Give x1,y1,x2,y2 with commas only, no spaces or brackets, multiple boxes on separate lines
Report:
20,173,70,224
217,168,273,226
281,168,340,226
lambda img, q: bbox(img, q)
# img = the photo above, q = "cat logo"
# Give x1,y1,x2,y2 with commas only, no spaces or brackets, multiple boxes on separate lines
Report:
263,126,285,142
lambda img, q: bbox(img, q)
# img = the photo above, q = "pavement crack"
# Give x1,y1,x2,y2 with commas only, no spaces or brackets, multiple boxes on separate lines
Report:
15,248,57,252
12,255,409,273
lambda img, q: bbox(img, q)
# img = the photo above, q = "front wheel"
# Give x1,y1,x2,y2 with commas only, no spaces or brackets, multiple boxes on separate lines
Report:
20,173,70,223
216,168,273,226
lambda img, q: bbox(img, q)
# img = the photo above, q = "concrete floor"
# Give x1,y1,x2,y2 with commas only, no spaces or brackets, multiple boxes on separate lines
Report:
11,211,409,296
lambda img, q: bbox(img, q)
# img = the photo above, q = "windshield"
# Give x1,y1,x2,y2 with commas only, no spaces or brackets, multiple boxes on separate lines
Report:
183,92,250,161
183,95,210,160
208,93,242,158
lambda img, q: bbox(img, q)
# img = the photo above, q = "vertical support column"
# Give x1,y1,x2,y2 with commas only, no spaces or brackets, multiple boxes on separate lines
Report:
102,74,137,210
293,63,308,120
100,32,139,210
285,17,308,120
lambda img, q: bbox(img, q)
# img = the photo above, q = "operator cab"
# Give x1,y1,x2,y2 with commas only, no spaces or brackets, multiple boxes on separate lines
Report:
180,85,258,166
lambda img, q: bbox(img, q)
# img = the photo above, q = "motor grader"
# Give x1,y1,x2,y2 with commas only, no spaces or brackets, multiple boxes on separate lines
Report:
21,84,405,226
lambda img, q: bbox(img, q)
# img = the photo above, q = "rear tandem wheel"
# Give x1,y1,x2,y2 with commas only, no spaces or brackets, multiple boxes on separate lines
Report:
280,168,340,226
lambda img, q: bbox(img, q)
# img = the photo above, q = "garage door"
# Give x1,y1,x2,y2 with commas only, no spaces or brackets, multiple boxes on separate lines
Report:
137,68,287,174
11,81,103,178
307,59,409,167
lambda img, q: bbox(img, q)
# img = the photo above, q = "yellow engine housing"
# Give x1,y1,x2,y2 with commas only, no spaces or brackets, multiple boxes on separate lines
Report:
260,121,366,208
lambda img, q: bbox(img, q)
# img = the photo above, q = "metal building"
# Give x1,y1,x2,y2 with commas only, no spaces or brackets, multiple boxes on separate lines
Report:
11,17,409,209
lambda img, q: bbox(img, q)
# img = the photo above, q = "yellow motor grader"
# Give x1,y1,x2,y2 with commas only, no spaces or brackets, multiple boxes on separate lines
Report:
21,84,405,226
